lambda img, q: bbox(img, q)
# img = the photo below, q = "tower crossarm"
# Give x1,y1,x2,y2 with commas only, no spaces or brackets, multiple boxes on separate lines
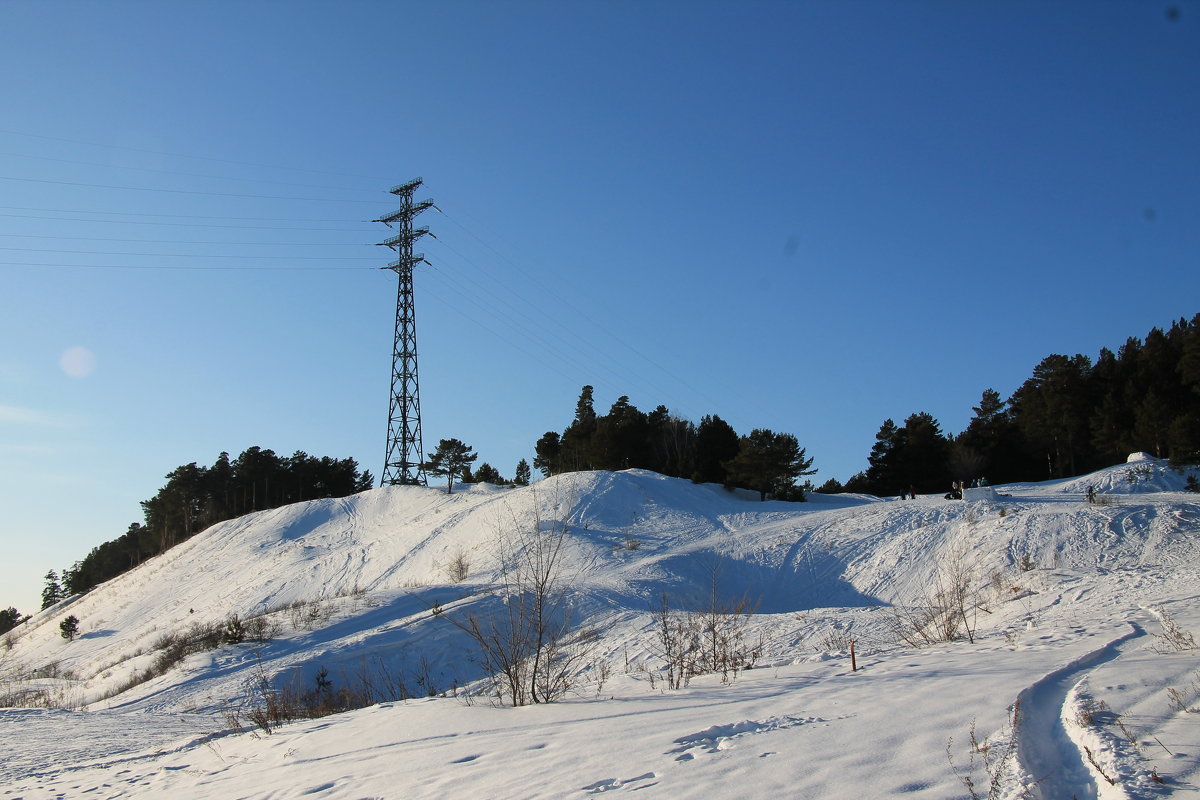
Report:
383,255,426,272
390,177,424,195
374,200,434,226
377,227,430,249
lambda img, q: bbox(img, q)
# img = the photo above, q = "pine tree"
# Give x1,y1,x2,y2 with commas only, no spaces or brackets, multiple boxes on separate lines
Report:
514,459,532,486
59,615,79,641
559,386,599,471
593,396,650,470
864,419,905,496
1011,354,1093,478
473,462,505,485
423,438,478,494
723,428,816,501
899,412,951,493
0,607,27,635
41,570,63,610
693,415,740,484
533,432,562,477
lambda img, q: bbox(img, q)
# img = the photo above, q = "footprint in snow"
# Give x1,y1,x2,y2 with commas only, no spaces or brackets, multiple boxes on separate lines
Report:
669,716,825,758
581,772,658,793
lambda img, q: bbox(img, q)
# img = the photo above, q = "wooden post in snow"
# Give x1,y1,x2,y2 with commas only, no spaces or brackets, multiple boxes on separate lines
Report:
850,640,857,672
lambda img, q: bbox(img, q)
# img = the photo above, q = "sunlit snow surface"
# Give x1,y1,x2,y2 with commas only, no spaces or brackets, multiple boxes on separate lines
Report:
3,459,1199,799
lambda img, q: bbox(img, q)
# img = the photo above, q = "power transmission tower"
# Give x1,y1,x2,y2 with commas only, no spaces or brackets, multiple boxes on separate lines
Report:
376,178,435,486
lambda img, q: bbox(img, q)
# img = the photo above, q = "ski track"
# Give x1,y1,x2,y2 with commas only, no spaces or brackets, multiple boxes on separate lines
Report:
1015,623,1147,800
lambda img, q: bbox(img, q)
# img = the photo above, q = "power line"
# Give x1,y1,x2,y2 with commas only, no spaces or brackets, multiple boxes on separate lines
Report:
422,237,690,413
0,260,375,271
434,210,720,417
0,204,366,222
0,175,383,204
0,246,376,260
0,212,363,231
0,128,378,182
0,150,376,195
0,233,368,246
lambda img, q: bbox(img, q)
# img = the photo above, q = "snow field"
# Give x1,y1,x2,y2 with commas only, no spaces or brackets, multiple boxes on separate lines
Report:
2,459,1199,798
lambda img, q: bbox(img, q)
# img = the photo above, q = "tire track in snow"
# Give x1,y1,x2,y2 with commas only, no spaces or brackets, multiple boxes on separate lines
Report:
1014,622,1145,800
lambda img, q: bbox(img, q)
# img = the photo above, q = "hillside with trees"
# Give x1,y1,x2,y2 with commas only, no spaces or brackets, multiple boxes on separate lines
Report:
20,314,1200,617
49,447,374,602
841,314,1200,497
533,386,814,500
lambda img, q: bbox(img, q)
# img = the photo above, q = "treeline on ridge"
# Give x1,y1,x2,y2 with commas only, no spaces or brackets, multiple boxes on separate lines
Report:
45,447,373,604
836,314,1200,498
26,313,1200,617
532,385,815,500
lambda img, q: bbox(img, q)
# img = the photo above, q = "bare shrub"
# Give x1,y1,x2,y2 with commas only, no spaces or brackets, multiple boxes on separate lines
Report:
653,593,694,690
1167,685,1197,713
242,660,291,735
230,651,461,734
890,549,980,647
651,562,762,689
1074,696,1108,727
1083,746,1117,786
289,599,331,631
818,625,855,653
446,549,470,584
947,700,1037,799
1152,607,1196,653
446,487,598,706
243,613,281,642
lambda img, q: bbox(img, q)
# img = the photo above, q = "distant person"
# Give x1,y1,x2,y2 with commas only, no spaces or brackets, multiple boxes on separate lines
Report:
1087,485,1097,504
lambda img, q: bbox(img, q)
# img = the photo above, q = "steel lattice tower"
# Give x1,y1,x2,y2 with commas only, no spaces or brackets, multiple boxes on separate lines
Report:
376,178,435,486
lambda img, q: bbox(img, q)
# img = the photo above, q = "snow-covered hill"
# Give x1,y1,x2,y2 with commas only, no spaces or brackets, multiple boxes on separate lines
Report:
3,459,1199,799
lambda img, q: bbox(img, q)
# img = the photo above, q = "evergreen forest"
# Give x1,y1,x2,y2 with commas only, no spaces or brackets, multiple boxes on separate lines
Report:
40,448,374,607
839,314,1200,497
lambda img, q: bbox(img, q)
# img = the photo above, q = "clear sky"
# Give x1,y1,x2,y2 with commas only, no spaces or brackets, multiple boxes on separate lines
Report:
1,1,1197,615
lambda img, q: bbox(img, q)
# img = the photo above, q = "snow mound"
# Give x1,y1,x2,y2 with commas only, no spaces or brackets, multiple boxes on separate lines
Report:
1053,456,1195,495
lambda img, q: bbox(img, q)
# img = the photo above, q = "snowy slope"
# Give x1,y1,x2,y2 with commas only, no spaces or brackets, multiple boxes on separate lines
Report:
2,459,1199,799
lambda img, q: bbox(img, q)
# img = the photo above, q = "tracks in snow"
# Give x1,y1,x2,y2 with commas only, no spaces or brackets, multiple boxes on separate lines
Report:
1013,623,1146,800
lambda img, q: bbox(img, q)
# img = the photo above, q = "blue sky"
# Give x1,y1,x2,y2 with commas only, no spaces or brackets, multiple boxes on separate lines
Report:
1,1,1197,615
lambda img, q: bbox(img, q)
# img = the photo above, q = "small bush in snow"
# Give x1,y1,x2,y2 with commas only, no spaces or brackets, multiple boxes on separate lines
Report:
224,615,246,645
1153,607,1196,653
1166,686,1194,713
445,549,470,583
947,701,1037,800
58,615,79,641
244,614,281,641
445,487,598,706
289,599,333,631
1074,696,1108,727
651,563,762,690
889,550,981,648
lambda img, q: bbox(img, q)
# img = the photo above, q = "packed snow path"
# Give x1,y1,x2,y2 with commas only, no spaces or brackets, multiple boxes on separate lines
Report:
1015,623,1147,800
